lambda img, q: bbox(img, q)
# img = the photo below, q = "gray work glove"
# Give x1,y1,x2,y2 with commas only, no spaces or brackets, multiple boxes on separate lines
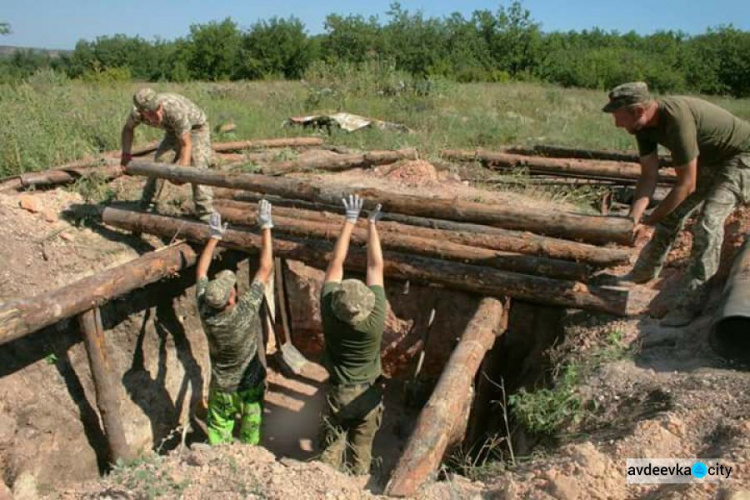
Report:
368,203,383,223
257,199,274,229
208,212,228,240
342,194,364,223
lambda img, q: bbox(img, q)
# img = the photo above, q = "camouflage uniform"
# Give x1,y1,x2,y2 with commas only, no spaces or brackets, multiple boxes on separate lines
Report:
127,89,214,219
319,279,387,475
197,271,266,445
604,83,750,321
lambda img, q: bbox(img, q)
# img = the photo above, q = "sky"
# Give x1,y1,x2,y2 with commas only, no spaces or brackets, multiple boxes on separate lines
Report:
2,0,749,50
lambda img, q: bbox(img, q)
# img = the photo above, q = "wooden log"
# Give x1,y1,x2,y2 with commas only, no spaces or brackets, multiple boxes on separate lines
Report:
260,148,418,176
0,164,123,192
505,144,673,166
386,298,506,497
212,137,323,153
441,149,677,184
214,192,632,267
101,208,631,315
125,161,634,245
0,243,198,345
213,201,591,281
79,307,133,463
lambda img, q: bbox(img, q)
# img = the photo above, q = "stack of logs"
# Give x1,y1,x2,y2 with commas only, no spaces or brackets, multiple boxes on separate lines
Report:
0,141,645,496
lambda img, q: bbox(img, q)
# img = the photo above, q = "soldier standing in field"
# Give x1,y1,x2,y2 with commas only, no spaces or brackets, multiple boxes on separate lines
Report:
196,201,274,444
120,88,214,221
604,82,750,326
318,194,387,475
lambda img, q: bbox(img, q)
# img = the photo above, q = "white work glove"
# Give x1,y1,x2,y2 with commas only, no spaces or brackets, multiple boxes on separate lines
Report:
257,199,274,229
342,194,364,223
208,212,228,240
368,203,383,224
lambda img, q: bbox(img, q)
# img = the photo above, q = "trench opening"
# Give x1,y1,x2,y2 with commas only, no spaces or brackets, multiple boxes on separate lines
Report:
1,250,568,492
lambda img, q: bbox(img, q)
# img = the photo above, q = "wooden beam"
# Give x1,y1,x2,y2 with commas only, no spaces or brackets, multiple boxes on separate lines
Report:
0,243,198,345
260,148,417,175
213,200,592,281
214,193,632,267
386,298,506,497
79,307,133,463
442,149,677,184
101,208,631,315
212,137,323,153
125,161,634,245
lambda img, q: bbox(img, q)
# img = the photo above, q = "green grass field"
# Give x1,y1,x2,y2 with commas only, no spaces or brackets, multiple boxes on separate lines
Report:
2,69,750,178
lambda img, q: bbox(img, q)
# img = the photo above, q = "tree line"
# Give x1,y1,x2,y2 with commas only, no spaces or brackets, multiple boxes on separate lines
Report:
2,2,750,97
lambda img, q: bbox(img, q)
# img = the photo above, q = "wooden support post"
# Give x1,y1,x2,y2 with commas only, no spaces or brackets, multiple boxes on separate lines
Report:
386,298,506,497
79,307,133,463
101,208,631,315
125,161,634,245
0,243,198,345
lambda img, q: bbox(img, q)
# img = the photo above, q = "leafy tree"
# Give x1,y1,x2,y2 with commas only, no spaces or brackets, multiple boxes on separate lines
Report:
238,17,312,79
187,18,241,80
0,22,10,35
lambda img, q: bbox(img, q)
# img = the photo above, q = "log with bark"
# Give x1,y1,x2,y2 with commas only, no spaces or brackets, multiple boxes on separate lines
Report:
212,137,323,153
386,298,506,497
101,208,632,315
504,144,672,166
259,148,418,175
79,307,133,463
125,161,634,245
441,149,677,184
213,200,591,281
0,243,197,345
214,192,632,267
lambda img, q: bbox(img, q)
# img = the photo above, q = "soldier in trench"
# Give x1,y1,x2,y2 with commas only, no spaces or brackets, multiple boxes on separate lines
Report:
604,82,750,326
195,200,274,444
318,194,387,475
120,87,215,221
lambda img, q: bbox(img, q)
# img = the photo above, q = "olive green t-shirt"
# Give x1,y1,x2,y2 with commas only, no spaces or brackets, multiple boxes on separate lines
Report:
320,282,386,385
636,96,750,168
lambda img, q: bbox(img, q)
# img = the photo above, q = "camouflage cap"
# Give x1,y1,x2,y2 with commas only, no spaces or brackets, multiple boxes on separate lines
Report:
204,270,237,309
602,82,651,113
330,279,376,325
133,87,159,111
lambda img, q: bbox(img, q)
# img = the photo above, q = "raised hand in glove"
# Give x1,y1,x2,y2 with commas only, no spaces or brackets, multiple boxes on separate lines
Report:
208,212,228,240
368,203,383,224
257,199,274,229
342,194,364,223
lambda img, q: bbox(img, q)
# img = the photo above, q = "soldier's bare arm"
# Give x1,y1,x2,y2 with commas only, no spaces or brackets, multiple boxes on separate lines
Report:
253,200,274,285
178,131,192,167
366,204,384,287
643,157,697,225
324,194,363,284
629,152,660,225
197,212,227,280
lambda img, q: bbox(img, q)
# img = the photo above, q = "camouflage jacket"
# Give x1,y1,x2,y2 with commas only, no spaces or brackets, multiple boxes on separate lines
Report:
197,277,265,392
127,93,207,136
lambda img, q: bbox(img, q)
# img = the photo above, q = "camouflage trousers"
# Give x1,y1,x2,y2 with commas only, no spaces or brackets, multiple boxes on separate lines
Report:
632,153,750,307
141,124,214,220
206,383,265,445
319,381,384,475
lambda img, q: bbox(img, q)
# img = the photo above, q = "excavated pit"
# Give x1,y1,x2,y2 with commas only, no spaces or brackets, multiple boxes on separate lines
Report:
0,242,567,494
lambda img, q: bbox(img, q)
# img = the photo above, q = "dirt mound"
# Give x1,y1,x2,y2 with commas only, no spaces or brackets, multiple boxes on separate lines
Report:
382,160,438,187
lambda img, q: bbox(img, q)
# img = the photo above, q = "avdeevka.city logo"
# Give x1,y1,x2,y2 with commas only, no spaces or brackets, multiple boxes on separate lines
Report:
626,458,732,484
